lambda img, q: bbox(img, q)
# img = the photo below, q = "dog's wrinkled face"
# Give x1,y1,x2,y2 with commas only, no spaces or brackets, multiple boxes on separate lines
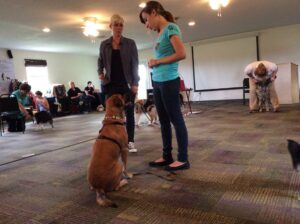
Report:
106,94,125,118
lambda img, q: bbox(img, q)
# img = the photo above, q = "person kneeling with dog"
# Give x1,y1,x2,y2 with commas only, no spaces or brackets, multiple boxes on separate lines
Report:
244,60,279,113
35,91,53,128
8,83,33,132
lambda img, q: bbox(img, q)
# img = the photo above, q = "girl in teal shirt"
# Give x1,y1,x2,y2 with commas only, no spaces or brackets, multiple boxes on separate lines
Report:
140,1,189,171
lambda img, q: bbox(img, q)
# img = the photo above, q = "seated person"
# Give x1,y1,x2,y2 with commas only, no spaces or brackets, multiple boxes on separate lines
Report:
34,91,53,127
9,83,33,132
84,81,101,110
67,81,86,113
244,61,279,112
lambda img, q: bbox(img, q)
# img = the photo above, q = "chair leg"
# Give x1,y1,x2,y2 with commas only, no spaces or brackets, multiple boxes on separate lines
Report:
243,91,245,105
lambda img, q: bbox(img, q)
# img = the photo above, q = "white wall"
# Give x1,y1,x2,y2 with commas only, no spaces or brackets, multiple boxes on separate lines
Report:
140,23,300,102
0,49,99,92
260,24,300,72
1,23,300,101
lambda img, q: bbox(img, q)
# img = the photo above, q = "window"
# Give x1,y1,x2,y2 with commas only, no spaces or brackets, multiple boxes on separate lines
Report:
26,66,50,95
25,59,50,95
137,64,148,99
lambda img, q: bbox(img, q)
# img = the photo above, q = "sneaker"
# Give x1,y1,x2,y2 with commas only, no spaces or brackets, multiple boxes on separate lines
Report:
128,142,137,153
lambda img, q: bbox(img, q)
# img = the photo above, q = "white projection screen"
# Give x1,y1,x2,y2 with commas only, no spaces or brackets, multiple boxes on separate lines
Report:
193,36,257,100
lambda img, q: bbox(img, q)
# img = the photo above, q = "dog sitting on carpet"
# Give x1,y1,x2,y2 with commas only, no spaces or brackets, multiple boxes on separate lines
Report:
287,139,300,171
87,94,132,207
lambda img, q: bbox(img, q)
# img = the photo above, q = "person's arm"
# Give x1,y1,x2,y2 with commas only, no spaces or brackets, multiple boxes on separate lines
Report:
270,65,278,81
148,35,186,68
84,88,89,96
43,97,50,111
68,89,78,100
244,64,258,83
98,43,105,80
18,103,31,119
130,40,139,94
76,88,83,97
88,87,96,97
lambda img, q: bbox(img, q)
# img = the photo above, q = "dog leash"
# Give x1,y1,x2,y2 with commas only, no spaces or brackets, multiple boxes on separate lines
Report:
131,170,177,182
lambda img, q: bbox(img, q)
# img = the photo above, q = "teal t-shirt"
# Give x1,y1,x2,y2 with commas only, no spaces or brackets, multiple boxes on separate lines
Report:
11,90,31,118
152,23,182,82
11,90,31,106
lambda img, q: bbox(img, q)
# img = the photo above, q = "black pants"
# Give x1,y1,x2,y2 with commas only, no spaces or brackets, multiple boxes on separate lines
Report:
7,116,25,132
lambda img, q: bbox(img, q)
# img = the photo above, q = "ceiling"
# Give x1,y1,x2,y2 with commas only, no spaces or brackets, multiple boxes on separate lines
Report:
0,0,300,56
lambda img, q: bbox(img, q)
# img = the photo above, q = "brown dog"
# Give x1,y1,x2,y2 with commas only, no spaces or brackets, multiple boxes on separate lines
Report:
87,94,131,207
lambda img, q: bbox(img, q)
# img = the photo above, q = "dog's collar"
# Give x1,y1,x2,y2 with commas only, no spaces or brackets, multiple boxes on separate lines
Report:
102,116,125,126
104,115,123,120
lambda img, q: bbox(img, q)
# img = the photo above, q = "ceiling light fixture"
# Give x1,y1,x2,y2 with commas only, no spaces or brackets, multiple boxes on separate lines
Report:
139,2,146,8
209,0,230,17
82,17,103,37
188,21,196,26
43,27,50,33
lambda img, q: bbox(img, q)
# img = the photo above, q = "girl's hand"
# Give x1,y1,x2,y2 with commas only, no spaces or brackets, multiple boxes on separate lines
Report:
148,59,158,68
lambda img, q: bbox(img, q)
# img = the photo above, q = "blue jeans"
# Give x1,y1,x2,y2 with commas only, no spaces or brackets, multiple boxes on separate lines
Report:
153,78,188,162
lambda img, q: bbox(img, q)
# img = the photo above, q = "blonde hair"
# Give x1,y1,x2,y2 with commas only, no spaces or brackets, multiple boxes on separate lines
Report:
255,63,267,77
110,14,124,25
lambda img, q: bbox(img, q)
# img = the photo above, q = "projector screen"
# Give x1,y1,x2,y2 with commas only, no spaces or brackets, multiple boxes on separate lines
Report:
193,36,257,91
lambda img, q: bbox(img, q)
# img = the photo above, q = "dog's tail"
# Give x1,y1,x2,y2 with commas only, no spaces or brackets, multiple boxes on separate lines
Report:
96,189,117,208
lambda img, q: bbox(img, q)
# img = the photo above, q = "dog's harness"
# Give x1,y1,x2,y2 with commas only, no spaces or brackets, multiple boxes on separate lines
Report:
97,117,125,150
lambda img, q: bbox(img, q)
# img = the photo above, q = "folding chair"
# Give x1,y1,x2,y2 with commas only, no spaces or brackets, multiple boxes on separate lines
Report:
243,78,250,105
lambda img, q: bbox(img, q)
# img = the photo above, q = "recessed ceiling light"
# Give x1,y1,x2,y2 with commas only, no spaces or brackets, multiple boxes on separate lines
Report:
188,21,196,26
139,2,146,8
43,27,50,33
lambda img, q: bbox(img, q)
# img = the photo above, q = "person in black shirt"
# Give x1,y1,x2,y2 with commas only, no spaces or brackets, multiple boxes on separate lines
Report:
84,81,103,110
98,14,139,153
67,81,85,113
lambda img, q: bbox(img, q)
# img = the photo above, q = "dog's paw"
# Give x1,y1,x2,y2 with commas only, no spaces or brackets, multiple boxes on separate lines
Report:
115,179,128,191
126,172,134,179
123,172,133,179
